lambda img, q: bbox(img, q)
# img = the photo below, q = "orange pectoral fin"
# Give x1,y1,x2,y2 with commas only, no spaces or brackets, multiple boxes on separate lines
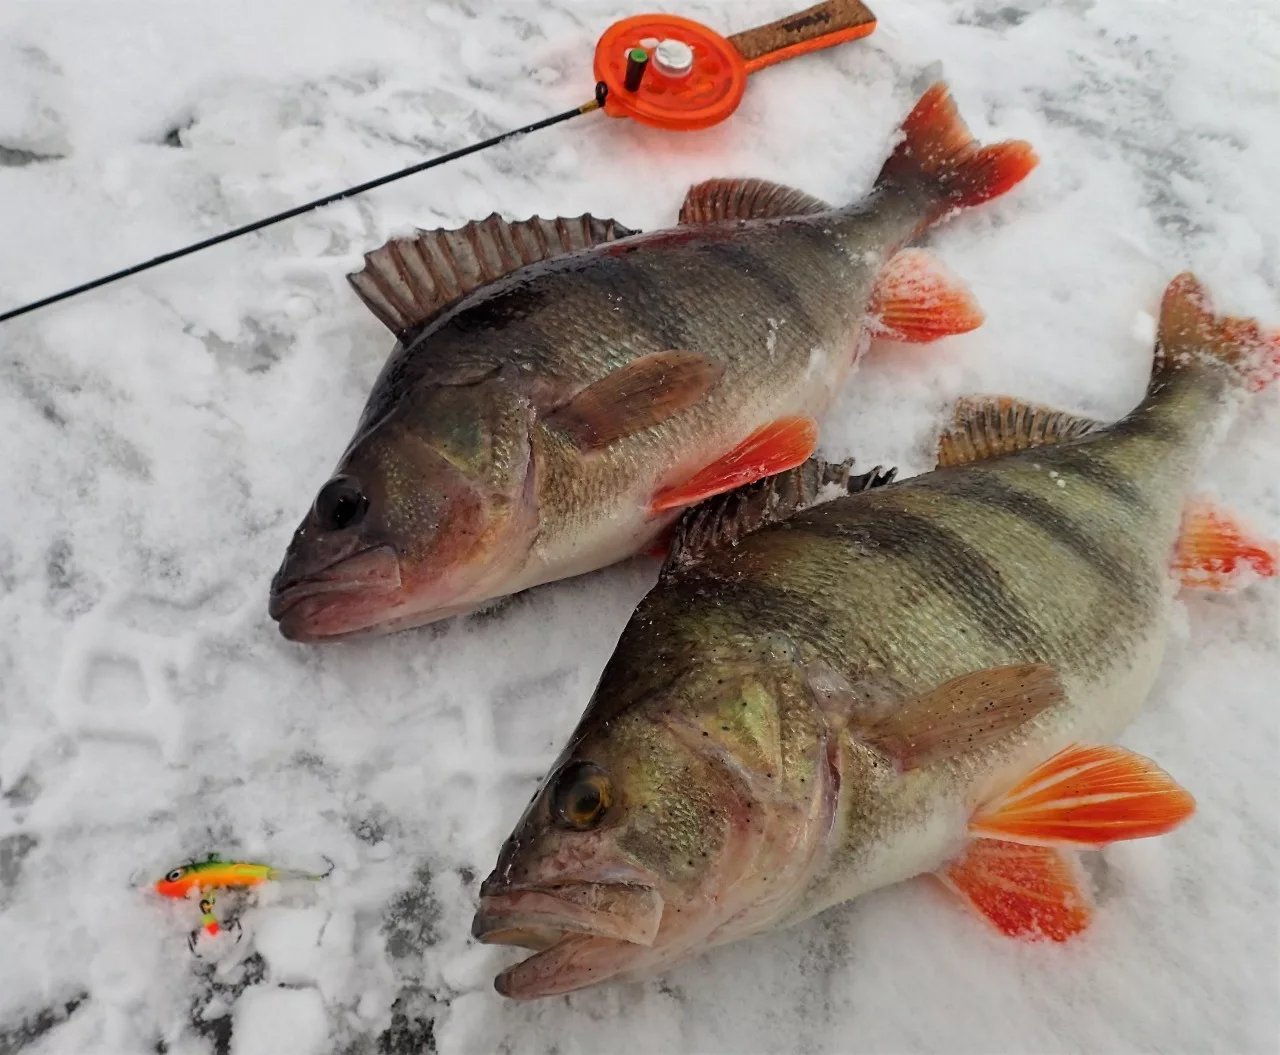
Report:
969,744,1196,848
650,417,818,513
1174,501,1278,592
938,838,1091,942
869,249,985,343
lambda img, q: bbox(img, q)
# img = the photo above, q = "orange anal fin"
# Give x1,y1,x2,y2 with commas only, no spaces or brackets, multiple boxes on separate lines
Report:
938,838,1091,942
1174,501,1279,592
650,417,818,513
869,249,984,343
970,744,1195,848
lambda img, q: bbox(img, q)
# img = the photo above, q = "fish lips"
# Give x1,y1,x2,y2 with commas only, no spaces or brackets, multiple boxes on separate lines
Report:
473,882,665,999
268,545,403,641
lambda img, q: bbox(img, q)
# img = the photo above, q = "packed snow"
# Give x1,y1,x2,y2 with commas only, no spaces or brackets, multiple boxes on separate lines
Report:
1,0,1277,1051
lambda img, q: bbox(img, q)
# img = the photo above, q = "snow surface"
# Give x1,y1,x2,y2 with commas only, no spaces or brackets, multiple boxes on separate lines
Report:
1,0,1278,1051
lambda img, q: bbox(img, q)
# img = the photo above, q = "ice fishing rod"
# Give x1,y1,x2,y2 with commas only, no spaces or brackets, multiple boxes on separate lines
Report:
0,0,876,325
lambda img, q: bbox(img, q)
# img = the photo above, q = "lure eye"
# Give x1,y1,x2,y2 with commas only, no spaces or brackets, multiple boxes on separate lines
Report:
314,475,369,531
165,868,185,883
551,762,613,831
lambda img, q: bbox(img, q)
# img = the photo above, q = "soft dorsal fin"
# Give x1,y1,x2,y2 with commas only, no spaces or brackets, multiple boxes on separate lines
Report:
936,396,1104,468
662,457,897,575
678,178,829,224
348,213,637,338
543,350,725,452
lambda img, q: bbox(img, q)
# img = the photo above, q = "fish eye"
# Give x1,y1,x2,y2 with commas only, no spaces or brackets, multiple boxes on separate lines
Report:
314,475,369,531
551,761,613,831
165,868,185,882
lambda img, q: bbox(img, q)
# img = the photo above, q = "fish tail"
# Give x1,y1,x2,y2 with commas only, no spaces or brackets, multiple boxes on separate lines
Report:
1154,272,1280,392
875,83,1037,224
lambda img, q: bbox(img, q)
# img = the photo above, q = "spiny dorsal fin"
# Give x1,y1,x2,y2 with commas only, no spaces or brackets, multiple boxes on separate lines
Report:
678,178,829,225
348,213,638,338
661,456,896,577
936,396,1103,468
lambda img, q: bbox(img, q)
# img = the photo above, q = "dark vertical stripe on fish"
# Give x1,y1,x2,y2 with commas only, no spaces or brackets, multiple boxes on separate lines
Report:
799,506,1052,656
575,256,691,352
696,242,820,341
1030,445,1148,509
664,572,856,662
924,471,1147,593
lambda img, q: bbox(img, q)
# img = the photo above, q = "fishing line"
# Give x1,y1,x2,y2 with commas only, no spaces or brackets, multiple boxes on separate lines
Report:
0,0,878,324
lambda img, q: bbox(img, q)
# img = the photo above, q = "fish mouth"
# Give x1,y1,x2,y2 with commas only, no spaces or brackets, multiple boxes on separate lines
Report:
269,545,403,641
472,883,665,999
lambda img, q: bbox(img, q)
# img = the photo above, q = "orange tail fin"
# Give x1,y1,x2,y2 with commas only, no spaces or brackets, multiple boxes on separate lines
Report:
969,744,1196,848
876,83,1038,221
1157,273,1280,391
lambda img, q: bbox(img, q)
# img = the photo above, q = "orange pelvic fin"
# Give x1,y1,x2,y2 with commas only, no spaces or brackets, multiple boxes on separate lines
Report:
969,744,1196,848
869,249,985,343
938,838,1091,942
1174,500,1279,592
650,417,818,513
876,83,1038,220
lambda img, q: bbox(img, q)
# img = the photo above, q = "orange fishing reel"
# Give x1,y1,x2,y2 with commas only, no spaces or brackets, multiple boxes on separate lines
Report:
592,0,877,131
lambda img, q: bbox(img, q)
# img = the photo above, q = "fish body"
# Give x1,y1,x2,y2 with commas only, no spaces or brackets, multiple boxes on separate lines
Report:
269,85,1036,641
473,274,1275,997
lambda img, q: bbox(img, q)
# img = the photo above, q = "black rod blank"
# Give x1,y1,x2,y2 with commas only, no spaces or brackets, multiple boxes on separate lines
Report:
0,101,596,325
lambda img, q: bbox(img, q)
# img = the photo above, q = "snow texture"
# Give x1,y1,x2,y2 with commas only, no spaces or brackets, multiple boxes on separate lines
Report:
1,0,1277,1052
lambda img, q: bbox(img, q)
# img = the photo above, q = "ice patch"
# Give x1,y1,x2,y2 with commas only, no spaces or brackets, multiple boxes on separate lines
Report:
231,985,327,1055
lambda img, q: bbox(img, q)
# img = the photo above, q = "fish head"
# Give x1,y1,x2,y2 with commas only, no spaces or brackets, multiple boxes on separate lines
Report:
269,381,537,640
473,648,818,998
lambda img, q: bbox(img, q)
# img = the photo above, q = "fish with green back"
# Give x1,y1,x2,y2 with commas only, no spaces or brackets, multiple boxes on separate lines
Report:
269,84,1037,641
472,273,1278,998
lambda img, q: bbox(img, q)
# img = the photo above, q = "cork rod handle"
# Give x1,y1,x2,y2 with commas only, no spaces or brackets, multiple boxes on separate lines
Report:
729,0,878,74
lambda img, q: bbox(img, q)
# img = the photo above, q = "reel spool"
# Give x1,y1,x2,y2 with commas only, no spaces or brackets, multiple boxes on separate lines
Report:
593,0,877,131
